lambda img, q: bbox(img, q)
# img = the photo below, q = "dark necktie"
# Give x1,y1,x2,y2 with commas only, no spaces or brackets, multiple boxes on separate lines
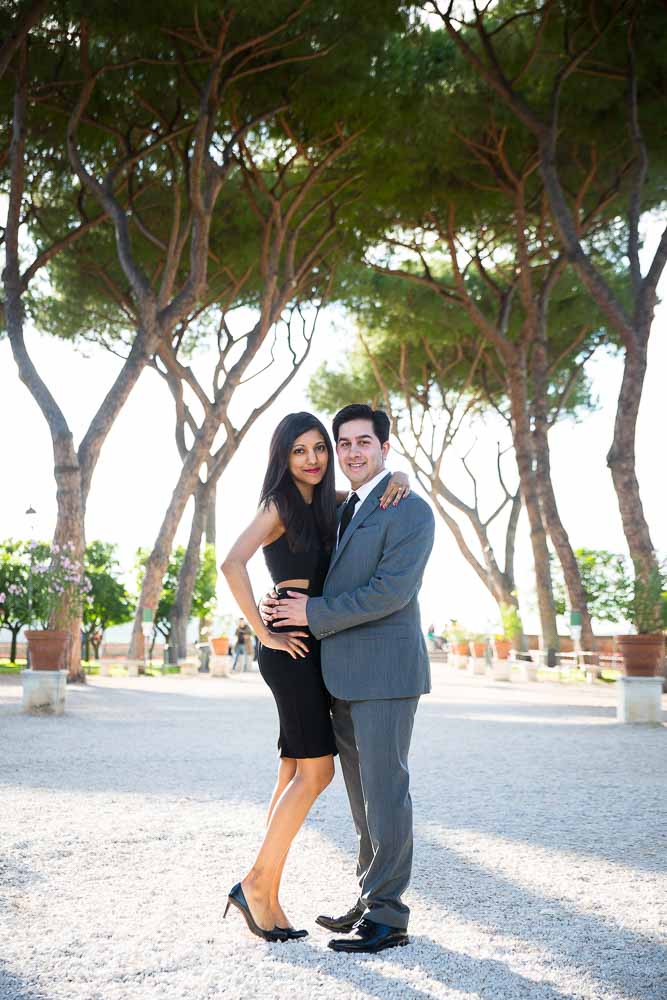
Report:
338,492,359,545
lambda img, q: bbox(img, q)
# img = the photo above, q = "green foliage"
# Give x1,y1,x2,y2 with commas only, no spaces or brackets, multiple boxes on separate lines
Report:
0,540,34,627
196,544,219,622
135,542,217,641
445,621,468,644
0,540,89,628
500,602,523,643
82,541,134,656
553,548,632,624
553,548,667,632
630,565,667,635
4,0,407,352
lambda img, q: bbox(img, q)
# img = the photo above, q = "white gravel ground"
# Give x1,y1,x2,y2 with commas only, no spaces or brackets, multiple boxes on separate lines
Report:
1,666,665,1000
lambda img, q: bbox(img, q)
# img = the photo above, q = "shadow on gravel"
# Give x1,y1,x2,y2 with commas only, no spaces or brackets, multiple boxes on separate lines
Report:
424,698,619,720
273,936,582,1000
0,965,48,1000
2,677,665,1000
410,829,666,1000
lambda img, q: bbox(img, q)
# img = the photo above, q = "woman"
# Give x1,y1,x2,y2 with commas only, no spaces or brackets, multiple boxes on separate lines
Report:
221,411,409,943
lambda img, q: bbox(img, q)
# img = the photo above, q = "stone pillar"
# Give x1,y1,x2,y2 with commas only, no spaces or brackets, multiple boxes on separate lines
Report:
21,670,68,715
491,659,512,681
616,676,664,724
179,657,199,676
210,654,232,677
516,660,538,682
468,656,486,676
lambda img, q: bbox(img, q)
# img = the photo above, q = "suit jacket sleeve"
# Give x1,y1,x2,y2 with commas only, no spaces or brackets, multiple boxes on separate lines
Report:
306,501,435,638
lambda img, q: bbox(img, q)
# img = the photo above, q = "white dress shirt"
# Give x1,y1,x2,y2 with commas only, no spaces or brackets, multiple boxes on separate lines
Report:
336,468,390,547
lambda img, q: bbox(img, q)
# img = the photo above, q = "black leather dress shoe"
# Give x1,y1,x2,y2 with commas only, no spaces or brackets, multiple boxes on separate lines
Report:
328,918,409,954
315,903,366,933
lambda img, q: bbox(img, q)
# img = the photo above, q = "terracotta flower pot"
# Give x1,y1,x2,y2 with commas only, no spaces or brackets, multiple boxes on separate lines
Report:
453,641,469,656
494,638,512,661
25,629,69,671
615,634,665,677
469,641,486,658
210,636,230,656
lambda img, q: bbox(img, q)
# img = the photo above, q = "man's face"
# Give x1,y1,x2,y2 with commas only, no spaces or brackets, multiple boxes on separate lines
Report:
336,418,390,489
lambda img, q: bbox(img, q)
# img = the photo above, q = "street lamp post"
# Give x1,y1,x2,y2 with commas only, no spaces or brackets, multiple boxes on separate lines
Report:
25,506,37,667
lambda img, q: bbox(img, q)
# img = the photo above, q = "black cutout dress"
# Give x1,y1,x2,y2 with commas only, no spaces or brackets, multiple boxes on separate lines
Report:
259,504,337,759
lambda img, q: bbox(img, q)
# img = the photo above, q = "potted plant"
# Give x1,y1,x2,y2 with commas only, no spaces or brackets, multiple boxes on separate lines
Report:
494,603,523,660
446,622,469,655
468,633,487,659
210,635,230,656
615,567,666,677
23,542,91,671
446,622,470,667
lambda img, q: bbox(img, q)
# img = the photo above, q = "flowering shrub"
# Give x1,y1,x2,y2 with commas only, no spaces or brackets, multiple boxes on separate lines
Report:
36,541,93,625
0,540,92,631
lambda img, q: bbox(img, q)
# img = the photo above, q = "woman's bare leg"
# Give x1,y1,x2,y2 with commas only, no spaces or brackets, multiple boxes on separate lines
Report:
241,754,334,931
267,757,297,822
266,759,296,927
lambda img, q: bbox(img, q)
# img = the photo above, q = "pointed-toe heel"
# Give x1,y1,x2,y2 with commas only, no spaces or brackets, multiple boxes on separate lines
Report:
226,882,288,943
276,926,309,940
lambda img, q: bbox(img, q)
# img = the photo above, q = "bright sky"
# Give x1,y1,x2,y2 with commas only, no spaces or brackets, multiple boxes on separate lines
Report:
1,273,665,639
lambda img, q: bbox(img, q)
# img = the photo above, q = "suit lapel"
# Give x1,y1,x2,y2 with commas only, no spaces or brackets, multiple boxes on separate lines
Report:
327,472,391,575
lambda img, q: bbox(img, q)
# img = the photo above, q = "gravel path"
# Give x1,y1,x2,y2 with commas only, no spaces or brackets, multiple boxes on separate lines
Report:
1,667,665,1000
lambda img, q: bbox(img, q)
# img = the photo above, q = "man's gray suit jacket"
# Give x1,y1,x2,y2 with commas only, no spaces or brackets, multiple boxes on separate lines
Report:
306,472,435,701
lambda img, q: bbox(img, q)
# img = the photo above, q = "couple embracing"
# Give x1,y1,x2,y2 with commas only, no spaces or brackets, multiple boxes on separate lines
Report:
221,404,435,954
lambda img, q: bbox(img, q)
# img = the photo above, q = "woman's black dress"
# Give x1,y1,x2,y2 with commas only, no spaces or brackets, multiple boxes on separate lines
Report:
259,505,337,759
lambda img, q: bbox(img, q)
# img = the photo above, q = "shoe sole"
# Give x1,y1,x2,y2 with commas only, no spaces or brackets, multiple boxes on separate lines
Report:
328,936,410,954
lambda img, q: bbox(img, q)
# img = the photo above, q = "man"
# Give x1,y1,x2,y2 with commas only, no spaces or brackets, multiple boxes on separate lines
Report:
270,403,434,954
231,618,252,672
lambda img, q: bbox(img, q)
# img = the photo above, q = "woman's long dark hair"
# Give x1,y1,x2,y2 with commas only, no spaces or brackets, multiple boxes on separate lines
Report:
259,412,337,551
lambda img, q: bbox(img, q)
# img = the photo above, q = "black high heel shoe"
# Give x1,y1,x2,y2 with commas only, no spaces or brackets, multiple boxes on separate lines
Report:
224,883,288,943
276,926,309,940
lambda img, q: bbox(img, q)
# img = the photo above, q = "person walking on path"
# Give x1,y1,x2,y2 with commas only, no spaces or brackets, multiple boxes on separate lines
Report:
231,619,252,672
268,404,435,955
221,411,410,943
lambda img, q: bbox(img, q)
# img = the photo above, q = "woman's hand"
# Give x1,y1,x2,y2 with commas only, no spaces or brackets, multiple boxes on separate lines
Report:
260,629,310,660
380,471,411,509
258,590,278,625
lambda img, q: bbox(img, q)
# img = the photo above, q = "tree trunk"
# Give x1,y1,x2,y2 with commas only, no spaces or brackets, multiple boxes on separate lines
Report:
127,419,222,660
532,424,595,650
506,361,559,658
4,43,157,681
205,480,216,548
199,480,218,643
50,433,87,680
169,482,211,663
0,0,48,81
607,339,657,581
531,331,595,651
10,628,19,664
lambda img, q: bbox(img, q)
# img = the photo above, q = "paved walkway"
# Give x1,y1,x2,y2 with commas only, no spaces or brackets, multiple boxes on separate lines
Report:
1,667,665,1000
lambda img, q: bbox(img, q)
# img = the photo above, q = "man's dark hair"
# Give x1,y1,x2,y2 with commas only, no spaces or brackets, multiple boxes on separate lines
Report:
332,403,390,445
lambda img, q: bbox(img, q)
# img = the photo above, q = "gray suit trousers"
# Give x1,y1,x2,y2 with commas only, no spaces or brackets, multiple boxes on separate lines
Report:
331,695,419,930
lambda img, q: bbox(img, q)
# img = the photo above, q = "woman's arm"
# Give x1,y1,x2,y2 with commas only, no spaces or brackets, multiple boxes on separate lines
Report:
220,504,309,659
334,470,411,508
